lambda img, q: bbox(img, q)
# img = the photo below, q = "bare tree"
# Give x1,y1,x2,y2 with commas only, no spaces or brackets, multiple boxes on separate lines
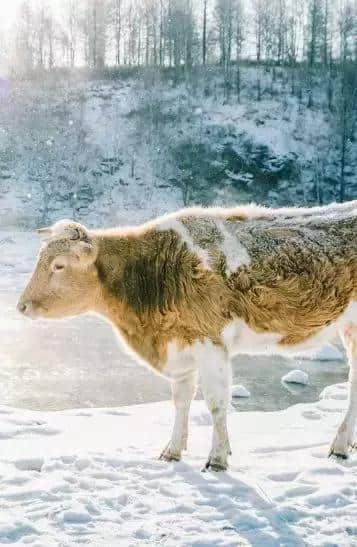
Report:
338,0,356,202
202,0,208,66
322,0,331,68
15,1,34,74
81,0,107,69
34,1,46,68
252,0,263,62
112,0,122,66
307,0,324,68
276,0,287,65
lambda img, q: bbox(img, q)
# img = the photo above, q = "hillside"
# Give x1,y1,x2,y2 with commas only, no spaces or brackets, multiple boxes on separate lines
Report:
0,67,356,229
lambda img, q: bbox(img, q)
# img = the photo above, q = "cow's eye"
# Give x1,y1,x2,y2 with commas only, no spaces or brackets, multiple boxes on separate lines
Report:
53,263,65,272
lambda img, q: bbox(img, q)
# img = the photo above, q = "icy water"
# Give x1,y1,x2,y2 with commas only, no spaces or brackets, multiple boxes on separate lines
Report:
0,232,349,412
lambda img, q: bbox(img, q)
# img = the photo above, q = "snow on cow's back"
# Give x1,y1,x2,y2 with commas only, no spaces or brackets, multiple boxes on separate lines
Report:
151,200,357,276
153,206,258,275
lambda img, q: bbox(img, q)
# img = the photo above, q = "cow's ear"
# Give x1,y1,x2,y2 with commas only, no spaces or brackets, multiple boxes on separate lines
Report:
37,226,53,237
37,220,89,241
71,240,98,267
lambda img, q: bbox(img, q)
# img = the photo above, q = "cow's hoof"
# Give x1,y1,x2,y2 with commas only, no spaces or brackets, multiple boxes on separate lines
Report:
329,450,348,460
202,458,227,472
329,441,356,459
159,449,181,462
328,438,349,459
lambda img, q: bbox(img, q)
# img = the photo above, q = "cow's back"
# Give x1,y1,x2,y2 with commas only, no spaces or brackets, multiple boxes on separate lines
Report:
154,202,357,348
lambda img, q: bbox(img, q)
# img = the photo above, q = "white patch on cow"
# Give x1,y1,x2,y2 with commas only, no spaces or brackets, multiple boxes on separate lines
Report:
223,320,283,357
217,221,251,274
223,301,357,358
156,218,212,270
162,341,199,381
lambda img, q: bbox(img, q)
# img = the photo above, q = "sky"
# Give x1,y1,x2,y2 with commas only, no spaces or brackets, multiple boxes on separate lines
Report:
0,1,21,30
0,1,62,30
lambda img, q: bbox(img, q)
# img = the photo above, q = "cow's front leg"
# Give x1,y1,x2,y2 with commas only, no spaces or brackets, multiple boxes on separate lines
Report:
329,322,357,458
159,371,198,462
199,344,231,471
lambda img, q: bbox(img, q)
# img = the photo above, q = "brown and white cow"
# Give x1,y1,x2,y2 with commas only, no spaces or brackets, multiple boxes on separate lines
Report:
18,202,357,470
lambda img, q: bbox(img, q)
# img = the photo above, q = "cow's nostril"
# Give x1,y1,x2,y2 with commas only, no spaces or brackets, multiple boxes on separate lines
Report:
18,301,31,314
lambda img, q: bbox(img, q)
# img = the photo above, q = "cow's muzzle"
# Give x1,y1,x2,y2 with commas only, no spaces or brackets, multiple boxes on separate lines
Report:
17,299,37,318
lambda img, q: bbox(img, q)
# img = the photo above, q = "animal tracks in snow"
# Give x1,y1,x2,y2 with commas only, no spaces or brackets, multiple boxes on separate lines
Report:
0,389,356,545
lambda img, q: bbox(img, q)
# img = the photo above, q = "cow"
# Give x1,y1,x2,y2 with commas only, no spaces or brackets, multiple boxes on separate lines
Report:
17,202,357,471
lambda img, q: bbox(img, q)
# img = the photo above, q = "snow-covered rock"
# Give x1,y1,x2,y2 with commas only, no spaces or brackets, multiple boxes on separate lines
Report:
320,383,348,401
282,369,309,385
295,344,344,361
232,384,251,398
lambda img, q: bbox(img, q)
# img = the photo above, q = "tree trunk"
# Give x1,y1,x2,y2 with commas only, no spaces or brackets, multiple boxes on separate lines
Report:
339,101,347,202
202,0,207,66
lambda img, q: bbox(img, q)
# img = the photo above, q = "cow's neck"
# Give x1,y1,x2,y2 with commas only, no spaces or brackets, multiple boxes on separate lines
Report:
93,231,170,368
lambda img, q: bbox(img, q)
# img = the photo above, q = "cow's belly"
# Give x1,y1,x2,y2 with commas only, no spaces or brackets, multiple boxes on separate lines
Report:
223,301,357,357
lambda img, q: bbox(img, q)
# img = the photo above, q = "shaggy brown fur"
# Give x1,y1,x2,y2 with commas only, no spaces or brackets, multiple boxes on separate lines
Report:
94,229,230,368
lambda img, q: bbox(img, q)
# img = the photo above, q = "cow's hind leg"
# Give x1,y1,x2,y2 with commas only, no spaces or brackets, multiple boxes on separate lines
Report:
199,345,231,472
160,370,198,462
329,322,357,458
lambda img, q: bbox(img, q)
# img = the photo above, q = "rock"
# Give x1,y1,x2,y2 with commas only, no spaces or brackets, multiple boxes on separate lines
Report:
232,385,251,398
282,370,309,385
295,344,344,362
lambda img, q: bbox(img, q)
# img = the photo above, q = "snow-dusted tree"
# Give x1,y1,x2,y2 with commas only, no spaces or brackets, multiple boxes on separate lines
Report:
15,1,34,74
34,1,46,68
275,0,287,65
252,0,276,63
81,0,107,68
235,0,244,60
286,1,304,65
112,0,122,65
159,0,165,66
62,0,80,68
337,0,357,201
142,0,160,66
44,9,55,69
322,0,331,68
235,0,244,102
252,0,263,62
215,0,233,66
307,0,324,67
166,0,196,80
202,0,208,65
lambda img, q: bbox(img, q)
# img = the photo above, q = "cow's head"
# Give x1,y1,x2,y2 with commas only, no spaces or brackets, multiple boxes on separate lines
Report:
17,220,99,319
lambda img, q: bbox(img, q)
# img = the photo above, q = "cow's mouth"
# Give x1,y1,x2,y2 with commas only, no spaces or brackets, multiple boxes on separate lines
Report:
17,300,46,319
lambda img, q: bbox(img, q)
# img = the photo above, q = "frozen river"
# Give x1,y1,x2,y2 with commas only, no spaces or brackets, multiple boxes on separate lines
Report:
0,232,348,411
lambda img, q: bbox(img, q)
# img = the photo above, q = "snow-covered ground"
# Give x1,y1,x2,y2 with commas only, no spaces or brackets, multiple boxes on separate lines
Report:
0,382,356,546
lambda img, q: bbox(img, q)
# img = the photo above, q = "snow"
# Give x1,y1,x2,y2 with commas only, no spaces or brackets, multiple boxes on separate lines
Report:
282,370,309,385
232,384,251,398
295,344,344,362
0,383,356,546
